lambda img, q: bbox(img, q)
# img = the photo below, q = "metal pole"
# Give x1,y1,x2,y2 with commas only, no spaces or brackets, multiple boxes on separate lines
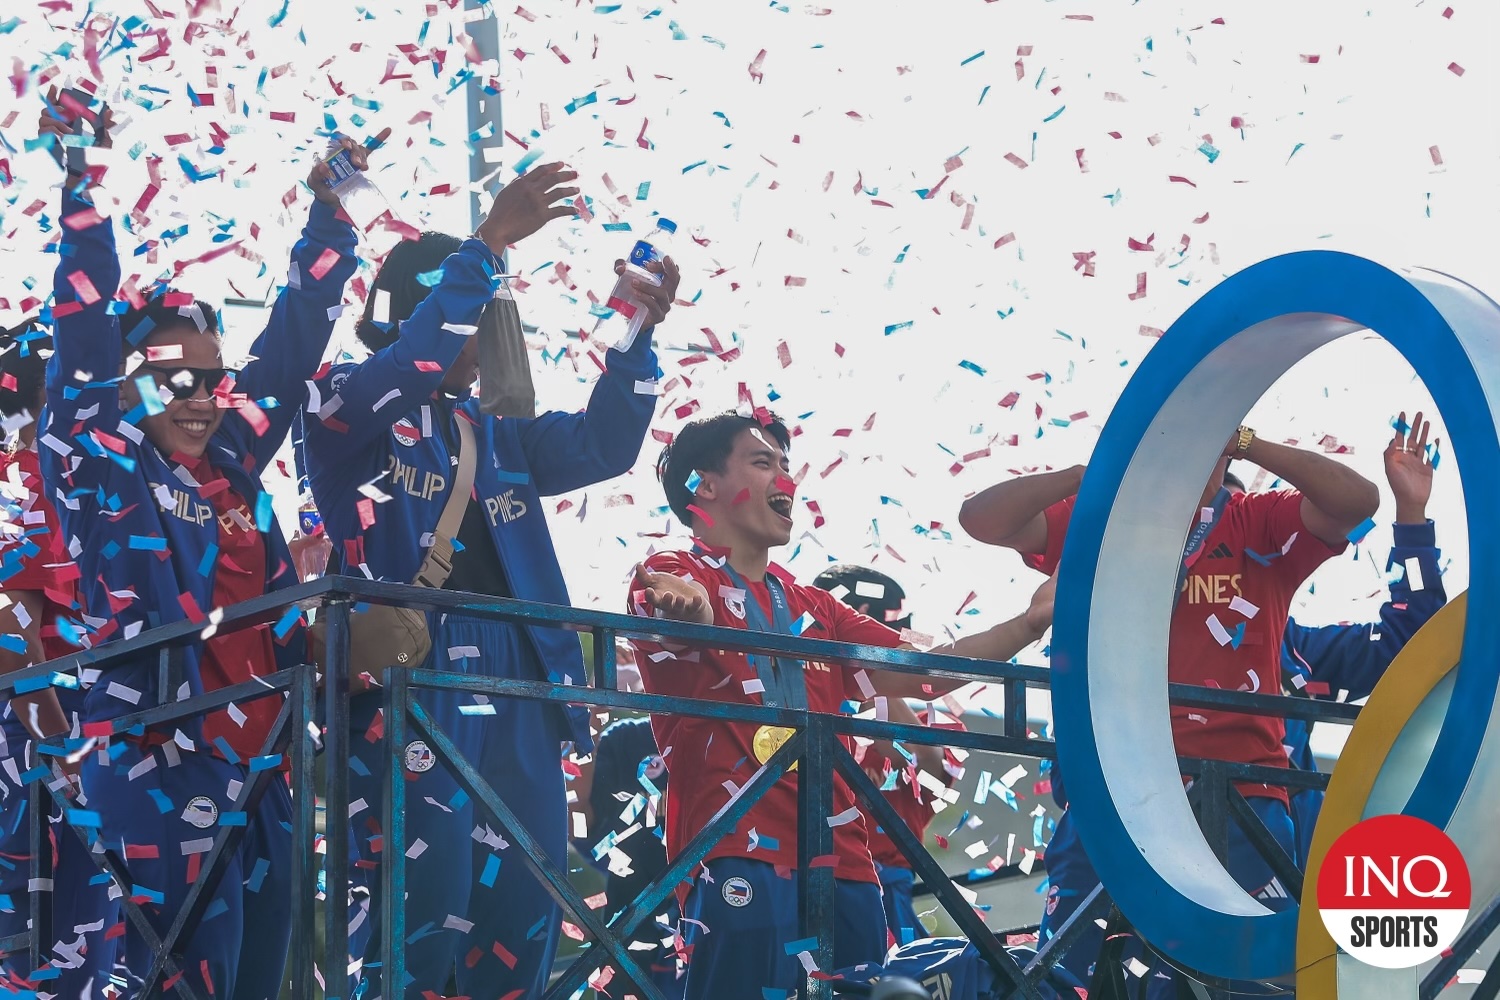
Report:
27,775,51,971
381,667,411,999
798,714,836,1000
321,600,352,1000
289,662,319,999
464,0,504,235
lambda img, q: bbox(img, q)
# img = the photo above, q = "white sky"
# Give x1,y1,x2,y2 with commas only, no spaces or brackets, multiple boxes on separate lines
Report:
2,0,1495,752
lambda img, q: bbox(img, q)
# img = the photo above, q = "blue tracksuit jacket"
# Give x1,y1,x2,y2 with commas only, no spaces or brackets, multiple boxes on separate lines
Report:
40,186,357,732
1281,519,1445,769
300,237,660,749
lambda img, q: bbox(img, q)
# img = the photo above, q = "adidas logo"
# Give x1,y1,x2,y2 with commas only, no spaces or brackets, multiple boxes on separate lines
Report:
1205,542,1234,559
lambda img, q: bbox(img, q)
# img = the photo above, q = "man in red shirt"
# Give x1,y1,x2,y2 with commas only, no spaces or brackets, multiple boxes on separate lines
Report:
630,410,1056,1000
958,425,1378,991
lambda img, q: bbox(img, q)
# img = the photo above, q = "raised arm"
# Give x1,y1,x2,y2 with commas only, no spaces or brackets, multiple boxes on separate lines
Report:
43,186,127,496
871,574,1054,700
521,259,676,496
1286,521,1446,701
958,465,1084,554
304,162,579,459
224,142,368,469
1231,433,1379,547
1286,413,1445,701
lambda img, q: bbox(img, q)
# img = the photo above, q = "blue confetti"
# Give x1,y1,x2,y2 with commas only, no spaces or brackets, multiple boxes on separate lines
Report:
1346,517,1377,545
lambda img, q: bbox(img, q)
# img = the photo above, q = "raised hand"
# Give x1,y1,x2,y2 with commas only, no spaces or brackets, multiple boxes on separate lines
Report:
1385,409,1435,524
476,161,580,253
310,128,392,206
634,563,713,625
613,255,680,330
38,85,113,173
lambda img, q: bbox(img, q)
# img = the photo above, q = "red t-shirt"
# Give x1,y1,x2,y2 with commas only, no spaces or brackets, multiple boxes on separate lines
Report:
865,712,965,870
0,449,86,661
180,457,280,763
1027,490,1341,803
629,550,904,887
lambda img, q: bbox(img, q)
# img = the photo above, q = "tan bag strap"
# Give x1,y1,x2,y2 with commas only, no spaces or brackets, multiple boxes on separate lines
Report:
412,414,479,589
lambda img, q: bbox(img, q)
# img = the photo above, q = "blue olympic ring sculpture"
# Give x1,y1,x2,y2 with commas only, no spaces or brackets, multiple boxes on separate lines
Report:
1051,250,1500,982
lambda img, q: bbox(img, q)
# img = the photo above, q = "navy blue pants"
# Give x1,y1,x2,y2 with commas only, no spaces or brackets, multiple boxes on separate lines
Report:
1290,786,1323,871
875,862,924,947
81,743,293,1000
1039,798,1296,998
682,858,886,1000
0,749,120,997
351,617,565,1000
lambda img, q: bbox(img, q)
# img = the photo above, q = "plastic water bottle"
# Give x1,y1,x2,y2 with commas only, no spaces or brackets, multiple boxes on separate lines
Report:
321,138,389,230
603,218,676,351
293,498,331,581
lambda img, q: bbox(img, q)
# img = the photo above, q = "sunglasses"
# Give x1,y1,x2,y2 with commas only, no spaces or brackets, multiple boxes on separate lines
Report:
138,365,231,401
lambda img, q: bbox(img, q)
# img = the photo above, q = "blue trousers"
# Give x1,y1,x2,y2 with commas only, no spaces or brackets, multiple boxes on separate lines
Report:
0,754,120,997
351,617,565,1000
1039,798,1296,998
875,862,924,947
82,744,293,1000
1290,787,1323,871
682,858,886,1000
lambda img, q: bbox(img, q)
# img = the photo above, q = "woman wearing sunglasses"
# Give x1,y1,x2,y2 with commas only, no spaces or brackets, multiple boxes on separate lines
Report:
37,93,376,998
0,317,123,996
299,164,677,999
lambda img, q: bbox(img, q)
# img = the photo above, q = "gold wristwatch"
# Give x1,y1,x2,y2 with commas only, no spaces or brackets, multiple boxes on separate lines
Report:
1233,425,1256,457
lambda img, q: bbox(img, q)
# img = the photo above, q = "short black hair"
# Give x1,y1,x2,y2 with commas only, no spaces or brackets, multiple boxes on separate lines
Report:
356,231,463,353
1223,468,1247,493
656,410,791,527
0,317,50,419
812,563,911,631
119,291,220,348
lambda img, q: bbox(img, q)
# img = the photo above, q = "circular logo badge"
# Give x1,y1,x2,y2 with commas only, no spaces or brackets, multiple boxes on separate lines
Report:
183,795,219,829
723,596,747,621
1316,814,1471,968
722,876,754,908
403,740,435,773
393,416,423,446
392,418,421,447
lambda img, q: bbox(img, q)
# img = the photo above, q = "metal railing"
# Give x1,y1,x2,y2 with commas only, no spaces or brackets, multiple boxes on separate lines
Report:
0,575,1483,1000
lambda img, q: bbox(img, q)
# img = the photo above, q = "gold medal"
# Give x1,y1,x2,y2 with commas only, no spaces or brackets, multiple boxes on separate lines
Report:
752,725,798,770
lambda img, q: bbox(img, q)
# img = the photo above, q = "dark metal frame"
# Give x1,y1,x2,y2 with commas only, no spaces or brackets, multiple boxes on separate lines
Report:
0,575,1482,999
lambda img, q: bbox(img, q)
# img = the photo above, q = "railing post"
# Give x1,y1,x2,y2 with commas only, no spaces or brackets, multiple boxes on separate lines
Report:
1192,761,1230,868
798,713,836,1000
289,660,319,1000
1004,677,1028,740
27,775,52,972
593,626,617,691
381,666,411,1000
320,599,352,1000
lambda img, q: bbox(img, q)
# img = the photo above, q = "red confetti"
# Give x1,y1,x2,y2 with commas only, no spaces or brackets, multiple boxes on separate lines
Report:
748,48,767,83
308,248,342,281
1448,62,1465,76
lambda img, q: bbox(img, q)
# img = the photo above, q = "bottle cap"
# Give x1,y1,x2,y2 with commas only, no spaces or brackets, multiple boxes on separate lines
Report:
656,218,677,235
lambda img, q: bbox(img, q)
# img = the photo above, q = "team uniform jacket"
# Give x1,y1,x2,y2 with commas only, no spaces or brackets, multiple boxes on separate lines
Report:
40,186,357,735
1281,519,1446,770
300,237,660,748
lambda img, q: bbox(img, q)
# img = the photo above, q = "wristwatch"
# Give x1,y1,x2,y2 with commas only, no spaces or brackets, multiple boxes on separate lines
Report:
1233,425,1256,457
